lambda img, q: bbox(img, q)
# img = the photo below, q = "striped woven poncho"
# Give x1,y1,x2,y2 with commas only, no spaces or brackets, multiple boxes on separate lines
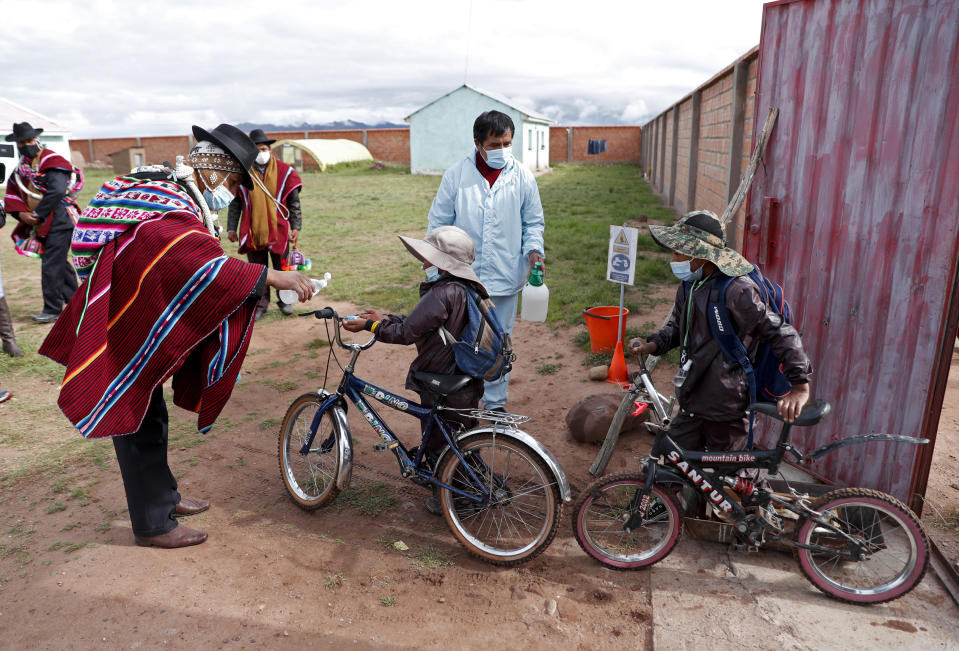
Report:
40,176,265,439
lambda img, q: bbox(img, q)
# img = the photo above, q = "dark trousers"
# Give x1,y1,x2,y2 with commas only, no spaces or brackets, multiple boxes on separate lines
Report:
417,385,481,454
247,245,289,310
112,387,180,537
40,227,78,315
668,411,749,452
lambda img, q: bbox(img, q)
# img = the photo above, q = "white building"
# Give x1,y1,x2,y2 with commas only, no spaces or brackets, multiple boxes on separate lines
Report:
406,85,552,175
0,98,73,184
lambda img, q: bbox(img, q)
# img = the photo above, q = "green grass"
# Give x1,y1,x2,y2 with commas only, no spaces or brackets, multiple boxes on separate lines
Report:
408,544,454,569
258,162,675,319
66,163,678,342
337,481,395,517
324,572,345,590
535,363,562,375
264,380,299,393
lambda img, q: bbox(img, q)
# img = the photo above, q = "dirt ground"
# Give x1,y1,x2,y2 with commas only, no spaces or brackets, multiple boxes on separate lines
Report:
2,287,958,648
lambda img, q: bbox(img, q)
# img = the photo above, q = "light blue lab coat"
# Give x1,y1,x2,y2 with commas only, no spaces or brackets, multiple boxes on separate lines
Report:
427,150,545,297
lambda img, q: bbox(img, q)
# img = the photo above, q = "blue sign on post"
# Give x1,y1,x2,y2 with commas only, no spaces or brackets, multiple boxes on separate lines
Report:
607,226,638,285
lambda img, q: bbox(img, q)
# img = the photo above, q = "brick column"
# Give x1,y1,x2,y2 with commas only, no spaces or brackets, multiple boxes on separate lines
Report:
669,105,679,206
687,90,702,212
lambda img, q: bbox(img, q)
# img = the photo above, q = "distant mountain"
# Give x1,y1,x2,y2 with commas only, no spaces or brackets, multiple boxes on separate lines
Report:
237,120,408,132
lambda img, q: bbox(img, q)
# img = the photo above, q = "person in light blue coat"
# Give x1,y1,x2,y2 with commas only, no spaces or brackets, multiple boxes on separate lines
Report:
427,110,545,411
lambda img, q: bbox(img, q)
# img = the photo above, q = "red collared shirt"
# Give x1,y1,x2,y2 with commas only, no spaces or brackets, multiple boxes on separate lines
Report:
475,151,502,187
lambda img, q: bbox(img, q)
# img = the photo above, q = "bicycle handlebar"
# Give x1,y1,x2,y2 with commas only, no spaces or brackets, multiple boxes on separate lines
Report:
298,307,377,351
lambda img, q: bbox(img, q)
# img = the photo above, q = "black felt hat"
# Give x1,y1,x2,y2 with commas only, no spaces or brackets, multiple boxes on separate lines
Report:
191,123,258,188
5,121,43,142
248,129,276,146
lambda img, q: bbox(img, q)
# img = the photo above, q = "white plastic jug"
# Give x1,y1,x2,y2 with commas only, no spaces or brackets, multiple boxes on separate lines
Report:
520,262,548,322
278,272,331,305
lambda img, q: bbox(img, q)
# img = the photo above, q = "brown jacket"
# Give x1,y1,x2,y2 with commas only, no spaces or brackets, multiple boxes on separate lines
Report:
375,275,484,405
648,273,812,421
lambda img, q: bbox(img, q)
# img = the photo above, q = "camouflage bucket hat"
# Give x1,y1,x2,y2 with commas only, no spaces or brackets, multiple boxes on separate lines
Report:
648,210,754,277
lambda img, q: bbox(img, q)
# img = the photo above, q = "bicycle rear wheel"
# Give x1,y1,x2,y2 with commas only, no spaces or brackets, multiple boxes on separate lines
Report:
435,432,561,566
278,393,343,510
572,472,681,570
793,487,928,604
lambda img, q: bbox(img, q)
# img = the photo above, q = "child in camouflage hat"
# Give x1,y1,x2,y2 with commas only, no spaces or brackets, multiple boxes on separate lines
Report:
629,209,812,453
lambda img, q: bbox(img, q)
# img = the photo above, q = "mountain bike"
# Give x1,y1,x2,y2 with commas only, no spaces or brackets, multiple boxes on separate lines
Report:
572,353,930,604
278,307,571,566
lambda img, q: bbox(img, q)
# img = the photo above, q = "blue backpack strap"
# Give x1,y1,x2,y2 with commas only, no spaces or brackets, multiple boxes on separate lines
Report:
707,275,758,448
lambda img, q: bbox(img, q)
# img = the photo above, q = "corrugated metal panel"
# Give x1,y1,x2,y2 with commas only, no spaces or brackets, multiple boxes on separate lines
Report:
744,0,959,506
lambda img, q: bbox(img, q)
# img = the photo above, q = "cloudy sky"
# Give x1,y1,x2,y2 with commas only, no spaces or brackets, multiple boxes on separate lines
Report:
1,0,768,138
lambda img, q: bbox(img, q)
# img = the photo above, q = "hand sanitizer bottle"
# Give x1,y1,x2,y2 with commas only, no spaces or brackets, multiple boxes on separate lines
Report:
520,262,548,322
278,272,331,304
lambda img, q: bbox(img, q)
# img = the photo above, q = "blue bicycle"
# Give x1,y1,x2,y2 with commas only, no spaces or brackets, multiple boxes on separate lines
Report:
278,307,572,565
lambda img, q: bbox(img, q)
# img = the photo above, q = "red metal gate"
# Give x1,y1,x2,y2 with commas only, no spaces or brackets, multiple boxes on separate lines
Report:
743,0,959,509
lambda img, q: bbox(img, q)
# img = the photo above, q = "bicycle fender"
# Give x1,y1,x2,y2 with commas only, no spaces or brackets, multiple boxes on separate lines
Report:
318,390,354,491
805,434,930,462
651,465,689,485
438,426,572,502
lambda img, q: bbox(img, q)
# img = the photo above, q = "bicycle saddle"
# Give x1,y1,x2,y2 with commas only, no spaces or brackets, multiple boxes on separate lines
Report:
414,371,473,396
749,399,831,426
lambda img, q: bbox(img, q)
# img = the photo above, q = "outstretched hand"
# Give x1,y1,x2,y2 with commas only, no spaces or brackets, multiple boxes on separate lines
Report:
342,309,382,332
778,383,810,423
266,269,314,302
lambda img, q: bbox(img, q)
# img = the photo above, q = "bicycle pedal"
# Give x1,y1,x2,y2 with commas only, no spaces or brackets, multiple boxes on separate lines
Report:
730,542,760,554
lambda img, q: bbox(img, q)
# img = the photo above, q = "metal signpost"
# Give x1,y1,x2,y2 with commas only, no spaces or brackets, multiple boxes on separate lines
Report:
607,223,638,341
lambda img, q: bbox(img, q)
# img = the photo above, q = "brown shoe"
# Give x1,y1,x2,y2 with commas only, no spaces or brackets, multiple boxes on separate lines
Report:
173,496,210,516
134,524,207,548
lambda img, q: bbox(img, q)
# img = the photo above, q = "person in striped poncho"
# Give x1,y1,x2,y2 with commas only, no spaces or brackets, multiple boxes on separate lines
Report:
40,124,314,549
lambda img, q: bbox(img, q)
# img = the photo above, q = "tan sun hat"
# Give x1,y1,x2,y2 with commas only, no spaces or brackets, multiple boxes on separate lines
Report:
648,209,754,277
398,226,485,289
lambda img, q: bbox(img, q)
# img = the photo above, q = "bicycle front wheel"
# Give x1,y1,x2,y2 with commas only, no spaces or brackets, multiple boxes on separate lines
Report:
572,472,681,570
278,393,343,510
436,433,561,566
793,488,929,604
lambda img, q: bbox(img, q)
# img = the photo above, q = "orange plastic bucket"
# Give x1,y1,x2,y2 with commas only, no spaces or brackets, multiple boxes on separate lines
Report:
583,306,629,353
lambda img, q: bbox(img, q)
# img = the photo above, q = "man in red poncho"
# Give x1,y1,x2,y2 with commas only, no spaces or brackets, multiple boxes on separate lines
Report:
39,124,314,549
3,121,81,323
226,129,304,319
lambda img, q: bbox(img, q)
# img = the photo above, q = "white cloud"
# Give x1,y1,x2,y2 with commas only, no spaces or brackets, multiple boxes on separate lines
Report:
0,0,767,137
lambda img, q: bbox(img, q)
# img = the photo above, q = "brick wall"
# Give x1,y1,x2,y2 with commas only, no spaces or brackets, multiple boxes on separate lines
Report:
548,125,642,164
71,128,412,169
694,73,733,217
72,124,643,171
674,98,693,215
642,46,759,242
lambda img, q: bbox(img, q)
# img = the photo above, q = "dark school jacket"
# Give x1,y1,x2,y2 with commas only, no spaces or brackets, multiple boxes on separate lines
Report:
374,275,484,404
647,273,812,422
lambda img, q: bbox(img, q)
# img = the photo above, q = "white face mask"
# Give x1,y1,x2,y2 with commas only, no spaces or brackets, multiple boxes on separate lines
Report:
202,179,234,211
255,150,271,165
484,146,512,169
424,266,441,282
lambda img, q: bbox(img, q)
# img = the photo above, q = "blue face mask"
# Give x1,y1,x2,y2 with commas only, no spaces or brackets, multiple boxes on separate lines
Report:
670,260,703,282
424,266,441,282
484,146,512,170
203,183,234,212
